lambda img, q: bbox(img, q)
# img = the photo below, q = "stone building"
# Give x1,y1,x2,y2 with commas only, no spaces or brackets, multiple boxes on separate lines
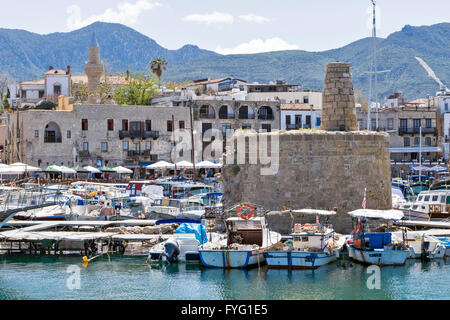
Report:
5,102,190,171
189,99,280,162
222,62,392,233
356,105,441,163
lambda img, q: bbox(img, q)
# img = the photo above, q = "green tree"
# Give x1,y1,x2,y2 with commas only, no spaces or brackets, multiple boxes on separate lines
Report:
150,58,168,84
165,79,192,93
113,72,159,105
1,92,9,113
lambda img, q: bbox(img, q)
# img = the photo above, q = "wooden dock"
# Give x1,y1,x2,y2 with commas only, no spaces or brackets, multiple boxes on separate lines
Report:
395,220,450,229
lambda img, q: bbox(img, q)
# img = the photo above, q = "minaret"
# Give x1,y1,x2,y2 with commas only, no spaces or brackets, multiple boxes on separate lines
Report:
84,32,104,104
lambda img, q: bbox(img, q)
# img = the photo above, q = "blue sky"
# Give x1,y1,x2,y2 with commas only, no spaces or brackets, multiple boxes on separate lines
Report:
1,0,449,53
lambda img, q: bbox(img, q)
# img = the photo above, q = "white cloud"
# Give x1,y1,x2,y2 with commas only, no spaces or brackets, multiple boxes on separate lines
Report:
215,38,300,55
183,12,233,25
239,14,270,23
66,1,162,30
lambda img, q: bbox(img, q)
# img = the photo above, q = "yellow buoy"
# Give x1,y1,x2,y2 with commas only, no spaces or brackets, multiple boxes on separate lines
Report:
82,256,89,263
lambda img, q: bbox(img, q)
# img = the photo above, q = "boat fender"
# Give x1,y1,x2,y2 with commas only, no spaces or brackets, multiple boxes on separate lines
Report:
353,240,361,247
237,203,254,220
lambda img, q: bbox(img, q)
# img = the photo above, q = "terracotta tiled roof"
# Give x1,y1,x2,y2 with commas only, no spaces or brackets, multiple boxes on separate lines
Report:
71,75,127,85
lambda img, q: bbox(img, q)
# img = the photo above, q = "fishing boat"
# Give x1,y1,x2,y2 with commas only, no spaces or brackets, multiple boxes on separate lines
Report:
263,209,346,270
198,206,281,269
390,230,446,259
347,209,409,266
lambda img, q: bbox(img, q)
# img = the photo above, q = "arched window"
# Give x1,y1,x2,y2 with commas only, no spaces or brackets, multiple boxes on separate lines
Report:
218,105,234,119
238,106,254,120
258,106,274,120
199,105,215,119
44,122,62,143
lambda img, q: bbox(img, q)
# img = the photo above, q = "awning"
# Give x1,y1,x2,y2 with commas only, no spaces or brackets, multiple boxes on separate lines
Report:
348,209,404,220
390,147,442,153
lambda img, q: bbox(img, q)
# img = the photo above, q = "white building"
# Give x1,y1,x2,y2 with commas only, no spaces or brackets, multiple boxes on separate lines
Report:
280,104,321,130
19,66,71,108
435,86,450,114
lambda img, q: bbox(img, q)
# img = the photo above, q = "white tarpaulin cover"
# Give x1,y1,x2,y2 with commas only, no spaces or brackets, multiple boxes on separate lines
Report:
348,209,404,220
142,185,164,200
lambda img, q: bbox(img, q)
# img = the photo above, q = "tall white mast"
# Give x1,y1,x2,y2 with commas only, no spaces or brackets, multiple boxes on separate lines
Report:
372,0,379,130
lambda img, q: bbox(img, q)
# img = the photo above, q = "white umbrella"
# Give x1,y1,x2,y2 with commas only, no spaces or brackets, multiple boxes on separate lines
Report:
9,162,42,172
146,161,175,169
0,166,24,175
176,160,194,169
83,166,102,173
195,160,222,169
113,166,133,174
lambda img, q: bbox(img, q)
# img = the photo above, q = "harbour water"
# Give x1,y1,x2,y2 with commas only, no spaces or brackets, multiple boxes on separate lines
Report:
1,255,449,300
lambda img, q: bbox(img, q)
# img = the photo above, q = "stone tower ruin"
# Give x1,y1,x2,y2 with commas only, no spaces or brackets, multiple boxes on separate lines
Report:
321,62,358,131
84,32,104,104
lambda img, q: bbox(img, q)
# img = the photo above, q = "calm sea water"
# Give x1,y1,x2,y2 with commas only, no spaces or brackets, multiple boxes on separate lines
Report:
0,255,449,300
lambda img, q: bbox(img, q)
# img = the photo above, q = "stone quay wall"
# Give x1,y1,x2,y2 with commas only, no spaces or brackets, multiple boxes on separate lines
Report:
222,130,392,233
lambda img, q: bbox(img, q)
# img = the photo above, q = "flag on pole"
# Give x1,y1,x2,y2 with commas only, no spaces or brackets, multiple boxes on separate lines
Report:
362,188,367,209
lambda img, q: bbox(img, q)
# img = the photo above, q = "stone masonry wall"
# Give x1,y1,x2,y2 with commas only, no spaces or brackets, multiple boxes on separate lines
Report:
320,63,357,131
222,130,392,233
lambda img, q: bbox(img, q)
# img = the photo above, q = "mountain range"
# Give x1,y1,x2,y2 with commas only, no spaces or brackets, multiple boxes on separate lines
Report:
0,21,449,100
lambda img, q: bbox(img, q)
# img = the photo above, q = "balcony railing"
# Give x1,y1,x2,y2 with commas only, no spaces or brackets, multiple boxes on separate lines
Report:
79,151,90,157
287,124,302,130
119,130,159,139
44,137,62,143
199,113,216,119
398,127,437,135
258,114,274,120
127,150,152,157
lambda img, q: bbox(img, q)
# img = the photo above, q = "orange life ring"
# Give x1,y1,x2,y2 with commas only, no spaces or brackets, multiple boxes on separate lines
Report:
237,203,254,220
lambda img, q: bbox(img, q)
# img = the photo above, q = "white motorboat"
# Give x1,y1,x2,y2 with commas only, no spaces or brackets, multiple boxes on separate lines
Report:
391,230,446,259
398,190,450,221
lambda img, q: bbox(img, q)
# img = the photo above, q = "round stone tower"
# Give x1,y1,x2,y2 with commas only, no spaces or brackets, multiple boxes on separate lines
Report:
84,32,104,104
320,62,358,131
222,62,392,233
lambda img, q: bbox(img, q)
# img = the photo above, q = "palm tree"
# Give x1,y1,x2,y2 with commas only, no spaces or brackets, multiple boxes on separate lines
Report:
150,58,168,83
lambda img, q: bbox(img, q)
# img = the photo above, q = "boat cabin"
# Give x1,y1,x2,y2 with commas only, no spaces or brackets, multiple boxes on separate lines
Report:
225,217,268,247
291,223,335,250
